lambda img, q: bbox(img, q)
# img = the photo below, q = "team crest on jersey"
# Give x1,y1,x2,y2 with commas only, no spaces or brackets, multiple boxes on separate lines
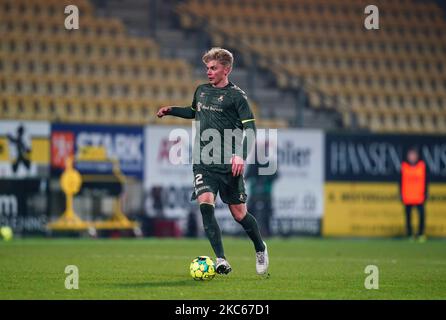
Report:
200,92,206,98
218,95,224,102
239,193,247,202
197,102,202,111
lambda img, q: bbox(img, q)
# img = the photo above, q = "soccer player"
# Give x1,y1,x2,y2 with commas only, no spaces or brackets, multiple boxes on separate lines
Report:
157,48,269,275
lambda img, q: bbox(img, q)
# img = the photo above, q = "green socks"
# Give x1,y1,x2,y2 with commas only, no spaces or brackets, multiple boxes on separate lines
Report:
237,213,266,252
200,203,225,258
200,205,265,256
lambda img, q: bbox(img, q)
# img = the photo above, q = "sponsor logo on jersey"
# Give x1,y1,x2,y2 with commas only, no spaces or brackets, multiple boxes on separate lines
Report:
196,103,222,113
209,106,223,112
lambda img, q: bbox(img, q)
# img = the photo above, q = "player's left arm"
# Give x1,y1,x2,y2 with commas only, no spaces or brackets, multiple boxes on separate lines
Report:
232,93,256,176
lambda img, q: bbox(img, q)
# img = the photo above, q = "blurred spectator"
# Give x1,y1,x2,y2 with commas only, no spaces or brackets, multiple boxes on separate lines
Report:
245,140,278,238
151,186,164,217
185,208,199,238
400,146,428,242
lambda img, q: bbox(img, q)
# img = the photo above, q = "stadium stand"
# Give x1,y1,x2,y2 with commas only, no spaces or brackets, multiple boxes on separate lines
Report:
2,0,445,132
176,0,446,133
0,0,279,128
0,0,203,126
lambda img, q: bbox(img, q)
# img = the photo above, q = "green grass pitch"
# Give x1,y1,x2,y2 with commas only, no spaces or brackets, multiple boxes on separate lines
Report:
0,237,445,299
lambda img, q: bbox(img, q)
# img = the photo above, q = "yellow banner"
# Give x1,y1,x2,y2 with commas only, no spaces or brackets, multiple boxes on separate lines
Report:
323,182,446,237
0,137,49,164
30,138,50,164
78,146,108,161
0,138,9,161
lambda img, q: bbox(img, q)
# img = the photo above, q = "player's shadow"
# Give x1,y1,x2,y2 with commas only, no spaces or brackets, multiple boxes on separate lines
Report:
115,280,197,289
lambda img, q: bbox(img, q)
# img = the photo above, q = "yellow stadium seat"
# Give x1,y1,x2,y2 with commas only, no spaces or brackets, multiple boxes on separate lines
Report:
12,0,436,129
176,0,446,133
355,110,369,130
409,113,424,133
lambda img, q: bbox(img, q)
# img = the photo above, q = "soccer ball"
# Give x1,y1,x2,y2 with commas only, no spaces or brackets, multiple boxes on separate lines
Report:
189,256,216,281
0,226,13,241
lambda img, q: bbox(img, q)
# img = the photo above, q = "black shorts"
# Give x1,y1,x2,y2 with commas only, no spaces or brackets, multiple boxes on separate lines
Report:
191,168,247,204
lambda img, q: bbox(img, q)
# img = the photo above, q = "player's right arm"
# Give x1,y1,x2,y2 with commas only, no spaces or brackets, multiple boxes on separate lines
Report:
156,106,196,119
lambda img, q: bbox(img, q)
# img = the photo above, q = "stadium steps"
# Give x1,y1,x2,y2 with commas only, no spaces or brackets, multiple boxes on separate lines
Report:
155,29,200,61
156,27,298,126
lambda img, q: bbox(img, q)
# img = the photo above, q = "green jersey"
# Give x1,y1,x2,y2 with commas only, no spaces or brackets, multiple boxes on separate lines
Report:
190,82,255,174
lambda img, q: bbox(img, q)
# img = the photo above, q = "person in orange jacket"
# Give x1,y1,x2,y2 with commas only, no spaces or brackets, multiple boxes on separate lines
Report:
400,147,428,242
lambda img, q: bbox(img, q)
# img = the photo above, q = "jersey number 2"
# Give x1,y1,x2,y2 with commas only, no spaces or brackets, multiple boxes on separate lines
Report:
195,174,203,185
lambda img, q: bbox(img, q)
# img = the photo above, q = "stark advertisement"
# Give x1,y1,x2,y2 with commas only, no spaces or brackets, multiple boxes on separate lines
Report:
51,123,144,179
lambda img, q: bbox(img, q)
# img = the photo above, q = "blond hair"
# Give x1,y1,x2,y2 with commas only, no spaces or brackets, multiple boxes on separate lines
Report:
202,47,234,70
